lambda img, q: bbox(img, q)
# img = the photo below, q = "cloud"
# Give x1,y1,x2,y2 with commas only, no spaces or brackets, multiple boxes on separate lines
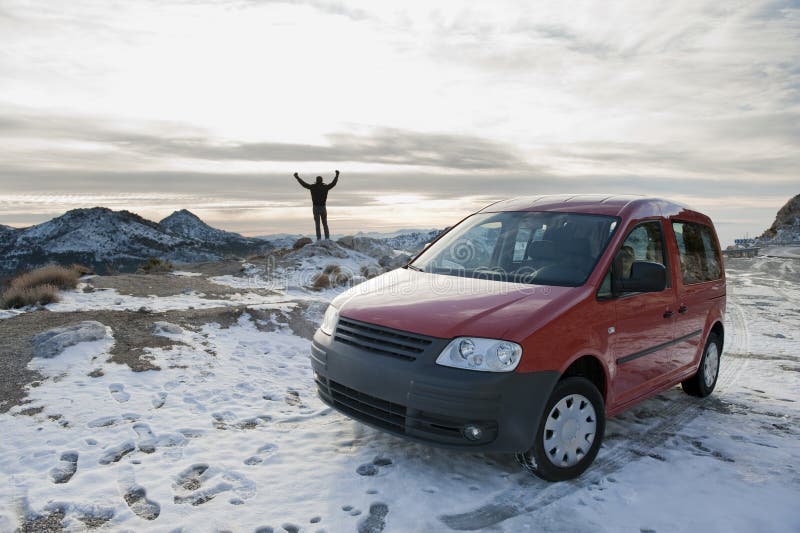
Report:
0,109,529,170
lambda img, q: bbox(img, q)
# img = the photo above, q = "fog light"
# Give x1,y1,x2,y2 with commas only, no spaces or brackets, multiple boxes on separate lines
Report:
463,424,484,441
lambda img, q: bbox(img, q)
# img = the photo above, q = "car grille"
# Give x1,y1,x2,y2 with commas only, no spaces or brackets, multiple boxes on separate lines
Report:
334,317,434,361
317,376,407,433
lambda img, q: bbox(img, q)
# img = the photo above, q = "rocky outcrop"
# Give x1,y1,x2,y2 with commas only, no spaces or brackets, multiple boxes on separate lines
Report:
760,194,800,243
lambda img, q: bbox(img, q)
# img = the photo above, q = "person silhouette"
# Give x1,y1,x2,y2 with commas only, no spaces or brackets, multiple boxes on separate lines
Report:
294,170,339,240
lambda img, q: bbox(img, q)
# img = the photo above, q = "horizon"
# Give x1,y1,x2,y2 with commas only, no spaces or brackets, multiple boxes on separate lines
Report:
0,194,794,245
1,1,798,246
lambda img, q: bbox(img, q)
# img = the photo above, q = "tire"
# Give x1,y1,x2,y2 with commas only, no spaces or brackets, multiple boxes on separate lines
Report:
681,332,721,397
516,377,605,482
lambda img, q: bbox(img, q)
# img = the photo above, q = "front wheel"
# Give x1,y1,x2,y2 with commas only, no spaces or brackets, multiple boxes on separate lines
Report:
516,377,605,482
681,332,721,397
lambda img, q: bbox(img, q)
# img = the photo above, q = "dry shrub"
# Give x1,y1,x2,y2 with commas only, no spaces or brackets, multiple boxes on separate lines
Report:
139,257,174,274
311,265,352,290
360,264,383,279
1,284,60,309
311,272,332,290
70,263,94,276
10,265,81,291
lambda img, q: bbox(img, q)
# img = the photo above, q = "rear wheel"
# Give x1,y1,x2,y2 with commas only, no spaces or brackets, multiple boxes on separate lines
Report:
516,377,605,482
681,332,721,397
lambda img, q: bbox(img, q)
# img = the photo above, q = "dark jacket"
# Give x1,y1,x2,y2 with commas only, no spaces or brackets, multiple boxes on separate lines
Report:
295,175,338,206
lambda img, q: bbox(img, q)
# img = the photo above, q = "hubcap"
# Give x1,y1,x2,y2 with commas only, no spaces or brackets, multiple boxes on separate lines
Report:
703,343,719,387
543,393,597,468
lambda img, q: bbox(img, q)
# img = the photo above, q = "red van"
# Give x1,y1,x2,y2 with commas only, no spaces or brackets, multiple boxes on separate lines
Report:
311,195,726,481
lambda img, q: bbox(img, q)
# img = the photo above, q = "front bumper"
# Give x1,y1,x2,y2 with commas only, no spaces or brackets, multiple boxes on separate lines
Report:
310,319,559,452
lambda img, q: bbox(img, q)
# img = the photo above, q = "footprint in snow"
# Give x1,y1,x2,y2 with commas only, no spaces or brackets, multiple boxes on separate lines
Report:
133,423,157,454
358,502,389,533
244,443,278,466
50,451,79,484
118,467,161,521
173,464,256,506
109,383,130,403
99,441,136,465
285,389,304,407
123,486,161,521
151,392,168,409
356,456,393,476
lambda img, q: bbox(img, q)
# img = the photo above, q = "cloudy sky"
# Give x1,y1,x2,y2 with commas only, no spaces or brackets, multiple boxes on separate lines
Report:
0,0,798,244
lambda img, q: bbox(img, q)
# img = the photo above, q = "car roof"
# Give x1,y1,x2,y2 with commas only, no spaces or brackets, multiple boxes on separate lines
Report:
479,194,710,222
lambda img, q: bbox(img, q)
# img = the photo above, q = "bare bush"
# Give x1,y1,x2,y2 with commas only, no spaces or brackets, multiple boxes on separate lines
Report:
1,284,60,309
70,263,94,276
139,257,174,274
10,265,81,291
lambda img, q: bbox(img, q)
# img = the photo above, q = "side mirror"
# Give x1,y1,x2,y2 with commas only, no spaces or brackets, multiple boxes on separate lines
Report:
618,261,666,293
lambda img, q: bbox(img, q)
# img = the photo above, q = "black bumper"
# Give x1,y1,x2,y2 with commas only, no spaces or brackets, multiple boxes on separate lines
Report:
310,321,559,453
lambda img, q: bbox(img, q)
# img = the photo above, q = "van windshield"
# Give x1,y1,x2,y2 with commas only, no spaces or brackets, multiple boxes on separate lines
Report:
409,211,618,286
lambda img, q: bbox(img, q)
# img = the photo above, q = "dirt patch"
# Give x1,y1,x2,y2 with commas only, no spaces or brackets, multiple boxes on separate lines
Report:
0,303,312,413
88,272,278,299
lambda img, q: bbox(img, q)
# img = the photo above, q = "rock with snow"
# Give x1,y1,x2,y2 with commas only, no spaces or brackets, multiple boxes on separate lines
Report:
337,235,395,259
32,321,109,359
285,240,352,261
293,237,313,250
759,193,800,243
153,321,184,336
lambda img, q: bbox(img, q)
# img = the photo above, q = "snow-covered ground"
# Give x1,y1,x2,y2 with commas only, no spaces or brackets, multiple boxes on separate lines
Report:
0,255,798,531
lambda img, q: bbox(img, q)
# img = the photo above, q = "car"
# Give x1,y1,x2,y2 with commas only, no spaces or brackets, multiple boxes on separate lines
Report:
310,195,726,481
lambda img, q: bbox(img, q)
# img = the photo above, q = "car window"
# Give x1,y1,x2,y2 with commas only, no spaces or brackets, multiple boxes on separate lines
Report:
598,220,667,299
672,221,722,284
411,211,619,286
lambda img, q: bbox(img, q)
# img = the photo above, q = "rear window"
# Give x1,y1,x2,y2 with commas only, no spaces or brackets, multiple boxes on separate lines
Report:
672,221,722,284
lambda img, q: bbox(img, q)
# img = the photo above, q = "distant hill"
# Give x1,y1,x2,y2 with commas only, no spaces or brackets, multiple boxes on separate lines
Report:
0,208,273,275
759,193,800,243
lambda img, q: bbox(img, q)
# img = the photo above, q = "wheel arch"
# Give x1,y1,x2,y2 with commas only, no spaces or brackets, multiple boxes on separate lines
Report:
709,320,724,352
559,354,608,403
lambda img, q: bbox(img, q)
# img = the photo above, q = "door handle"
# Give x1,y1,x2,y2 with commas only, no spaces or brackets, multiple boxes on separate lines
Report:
678,305,688,314
663,310,674,318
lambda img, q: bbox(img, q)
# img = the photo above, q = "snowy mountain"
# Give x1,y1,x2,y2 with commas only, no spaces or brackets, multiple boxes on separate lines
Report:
382,229,443,253
159,209,268,256
759,193,800,243
0,208,272,275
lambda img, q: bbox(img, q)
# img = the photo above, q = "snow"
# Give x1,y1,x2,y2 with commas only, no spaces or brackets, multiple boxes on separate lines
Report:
171,271,204,277
0,256,798,531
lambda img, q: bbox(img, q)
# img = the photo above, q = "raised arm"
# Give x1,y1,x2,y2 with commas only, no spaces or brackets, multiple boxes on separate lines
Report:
293,172,311,189
326,170,340,190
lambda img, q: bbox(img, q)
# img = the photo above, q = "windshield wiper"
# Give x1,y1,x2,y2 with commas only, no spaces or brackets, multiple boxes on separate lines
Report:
406,264,423,271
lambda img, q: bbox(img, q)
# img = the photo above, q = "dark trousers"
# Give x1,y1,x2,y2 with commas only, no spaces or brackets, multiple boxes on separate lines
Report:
313,205,329,240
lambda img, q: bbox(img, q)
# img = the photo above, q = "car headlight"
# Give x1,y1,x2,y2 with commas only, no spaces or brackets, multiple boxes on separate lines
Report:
436,337,522,372
319,305,339,335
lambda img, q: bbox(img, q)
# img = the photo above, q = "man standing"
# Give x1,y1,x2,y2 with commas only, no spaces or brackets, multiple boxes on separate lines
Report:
293,170,339,240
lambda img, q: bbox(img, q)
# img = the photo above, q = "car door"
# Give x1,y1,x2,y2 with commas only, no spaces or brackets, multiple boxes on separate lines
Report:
608,220,679,406
669,220,725,369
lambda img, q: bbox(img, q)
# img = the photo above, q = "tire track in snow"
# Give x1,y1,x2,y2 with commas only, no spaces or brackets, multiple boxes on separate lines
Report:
439,292,751,531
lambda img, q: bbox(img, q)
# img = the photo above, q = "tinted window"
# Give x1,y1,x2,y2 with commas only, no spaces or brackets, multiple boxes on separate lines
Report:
411,211,619,286
672,221,722,284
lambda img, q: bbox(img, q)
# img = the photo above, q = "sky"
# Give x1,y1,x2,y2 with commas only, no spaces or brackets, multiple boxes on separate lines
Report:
0,0,798,245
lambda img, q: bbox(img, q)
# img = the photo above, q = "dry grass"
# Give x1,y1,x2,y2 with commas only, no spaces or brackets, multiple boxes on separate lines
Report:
9,265,82,291
311,264,352,290
1,284,60,309
1,264,90,309
139,257,174,274
70,263,94,276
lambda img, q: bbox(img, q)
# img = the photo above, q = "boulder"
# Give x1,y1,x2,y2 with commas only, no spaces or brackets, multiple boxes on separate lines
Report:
33,321,109,359
293,237,313,250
